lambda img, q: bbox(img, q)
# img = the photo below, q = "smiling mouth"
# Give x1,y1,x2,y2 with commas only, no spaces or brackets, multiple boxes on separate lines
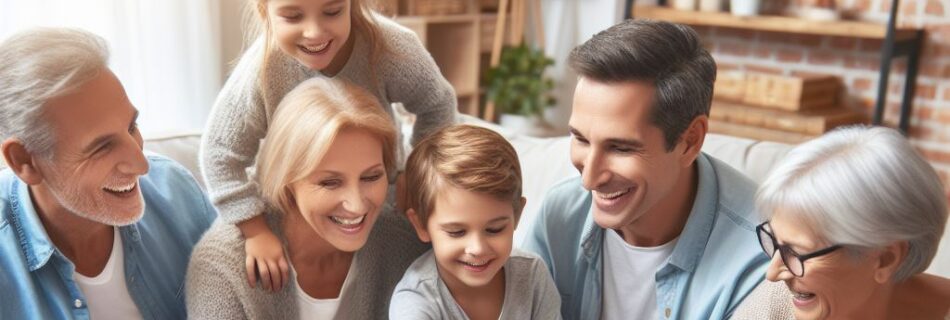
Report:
329,214,365,226
299,40,331,54
103,182,137,194
595,188,631,200
458,258,493,272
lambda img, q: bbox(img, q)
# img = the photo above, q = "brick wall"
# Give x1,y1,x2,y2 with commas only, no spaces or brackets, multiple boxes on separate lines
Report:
697,0,950,190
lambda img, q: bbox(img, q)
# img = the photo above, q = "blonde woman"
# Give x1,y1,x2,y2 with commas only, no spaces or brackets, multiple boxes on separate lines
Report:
186,78,428,319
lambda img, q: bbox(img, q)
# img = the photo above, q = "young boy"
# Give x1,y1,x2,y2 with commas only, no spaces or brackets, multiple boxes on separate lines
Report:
390,125,562,320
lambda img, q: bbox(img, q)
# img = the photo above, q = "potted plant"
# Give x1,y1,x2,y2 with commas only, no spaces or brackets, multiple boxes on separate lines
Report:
483,43,557,135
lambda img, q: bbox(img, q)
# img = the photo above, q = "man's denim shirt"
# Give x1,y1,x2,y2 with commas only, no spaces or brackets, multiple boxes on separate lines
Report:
524,153,769,320
0,155,216,320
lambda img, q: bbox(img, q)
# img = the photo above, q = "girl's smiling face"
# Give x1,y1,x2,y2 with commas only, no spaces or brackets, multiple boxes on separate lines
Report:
266,0,352,71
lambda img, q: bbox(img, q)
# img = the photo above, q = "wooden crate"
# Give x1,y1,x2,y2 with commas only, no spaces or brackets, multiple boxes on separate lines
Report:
708,119,816,144
408,0,472,15
713,71,745,101
710,100,866,135
743,73,839,111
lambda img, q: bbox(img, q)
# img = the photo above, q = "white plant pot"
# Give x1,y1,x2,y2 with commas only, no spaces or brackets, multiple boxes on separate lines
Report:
672,0,697,10
730,0,760,16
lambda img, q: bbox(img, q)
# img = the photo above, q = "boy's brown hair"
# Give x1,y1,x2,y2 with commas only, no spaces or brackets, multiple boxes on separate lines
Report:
405,124,523,227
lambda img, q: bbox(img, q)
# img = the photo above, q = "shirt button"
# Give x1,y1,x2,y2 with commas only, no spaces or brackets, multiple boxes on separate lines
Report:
74,299,83,308
665,308,671,318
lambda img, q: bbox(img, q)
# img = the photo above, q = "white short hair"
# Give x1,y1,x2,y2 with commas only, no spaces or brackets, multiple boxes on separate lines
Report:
0,27,109,156
757,126,948,282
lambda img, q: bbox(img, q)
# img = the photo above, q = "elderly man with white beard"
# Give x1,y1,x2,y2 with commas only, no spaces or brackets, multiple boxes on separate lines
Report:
0,28,215,320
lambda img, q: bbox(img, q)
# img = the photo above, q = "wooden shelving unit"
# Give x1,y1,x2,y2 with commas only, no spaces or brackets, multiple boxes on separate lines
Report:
633,6,917,40
395,15,481,115
631,4,924,133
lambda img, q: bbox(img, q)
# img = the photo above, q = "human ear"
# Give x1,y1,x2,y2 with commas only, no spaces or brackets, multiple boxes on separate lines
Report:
406,208,431,243
677,115,708,168
873,241,909,284
513,197,527,229
2,138,44,185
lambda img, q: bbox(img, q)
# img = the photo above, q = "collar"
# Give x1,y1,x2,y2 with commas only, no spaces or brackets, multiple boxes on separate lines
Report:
666,153,718,273
8,177,55,271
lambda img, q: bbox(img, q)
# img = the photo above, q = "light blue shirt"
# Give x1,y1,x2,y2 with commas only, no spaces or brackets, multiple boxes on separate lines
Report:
0,155,216,320
523,153,769,320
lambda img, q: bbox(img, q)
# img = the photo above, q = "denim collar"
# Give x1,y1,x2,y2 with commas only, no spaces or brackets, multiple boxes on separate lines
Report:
8,177,55,271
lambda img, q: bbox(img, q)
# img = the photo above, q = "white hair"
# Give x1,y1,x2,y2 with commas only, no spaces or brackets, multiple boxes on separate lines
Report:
0,27,109,156
757,125,948,282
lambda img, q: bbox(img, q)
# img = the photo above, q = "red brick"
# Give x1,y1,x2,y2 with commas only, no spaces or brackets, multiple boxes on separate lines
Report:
906,0,918,14
926,0,944,15
909,125,934,140
717,61,739,71
937,109,950,123
828,36,858,50
845,56,880,70
916,147,950,164
807,50,841,65
943,87,950,101
777,48,804,62
852,77,875,91
915,105,935,120
881,0,892,13
917,84,938,100
919,62,950,78
752,45,775,59
746,64,783,74
859,39,884,52
719,42,750,56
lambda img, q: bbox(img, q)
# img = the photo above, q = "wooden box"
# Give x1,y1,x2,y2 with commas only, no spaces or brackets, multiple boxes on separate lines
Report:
408,0,472,15
710,100,866,135
742,73,839,111
713,71,746,101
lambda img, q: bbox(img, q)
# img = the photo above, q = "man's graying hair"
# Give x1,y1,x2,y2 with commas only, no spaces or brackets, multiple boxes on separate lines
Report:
0,28,110,157
569,19,716,151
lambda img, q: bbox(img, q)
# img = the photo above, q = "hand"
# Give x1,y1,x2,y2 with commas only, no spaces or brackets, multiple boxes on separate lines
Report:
237,215,289,293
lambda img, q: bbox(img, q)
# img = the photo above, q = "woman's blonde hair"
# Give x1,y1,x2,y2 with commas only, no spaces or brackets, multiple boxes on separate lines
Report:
245,0,386,108
256,77,396,214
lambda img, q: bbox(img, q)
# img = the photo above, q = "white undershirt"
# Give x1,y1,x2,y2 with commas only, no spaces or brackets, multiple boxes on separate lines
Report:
602,228,677,320
72,227,144,320
294,256,358,320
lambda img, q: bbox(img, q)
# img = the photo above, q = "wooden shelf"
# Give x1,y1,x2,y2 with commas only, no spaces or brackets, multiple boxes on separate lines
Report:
633,5,918,41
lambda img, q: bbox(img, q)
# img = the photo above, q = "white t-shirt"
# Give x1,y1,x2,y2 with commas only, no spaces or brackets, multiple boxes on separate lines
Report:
602,228,677,320
72,227,144,320
294,256,358,320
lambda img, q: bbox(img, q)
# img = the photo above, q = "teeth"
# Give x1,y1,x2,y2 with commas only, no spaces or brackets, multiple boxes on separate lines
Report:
302,42,329,52
104,182,136,193
596,188,630,199
330,215,365,226
461,260,489,267
791,291,815,299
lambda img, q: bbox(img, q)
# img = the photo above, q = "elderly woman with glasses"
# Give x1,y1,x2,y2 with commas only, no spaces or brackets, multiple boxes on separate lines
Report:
732,126,950,320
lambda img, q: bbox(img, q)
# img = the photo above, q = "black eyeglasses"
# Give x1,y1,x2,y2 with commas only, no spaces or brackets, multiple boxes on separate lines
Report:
756,221,842,277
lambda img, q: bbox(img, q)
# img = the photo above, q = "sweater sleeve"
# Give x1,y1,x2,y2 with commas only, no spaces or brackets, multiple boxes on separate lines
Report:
378,20,458,145
185,224,249,320
199,39,270,224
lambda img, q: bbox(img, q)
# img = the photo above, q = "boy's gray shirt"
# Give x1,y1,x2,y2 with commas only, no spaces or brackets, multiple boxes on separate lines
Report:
389,248,562,320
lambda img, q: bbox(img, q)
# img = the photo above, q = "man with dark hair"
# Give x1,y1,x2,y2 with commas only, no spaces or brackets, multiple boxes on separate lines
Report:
524,19,768,319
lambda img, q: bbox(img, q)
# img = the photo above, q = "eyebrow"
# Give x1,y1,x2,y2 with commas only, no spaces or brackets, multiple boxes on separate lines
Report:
315,163,384,176
569,126,645,149
81,109,139,155
438,216,511,229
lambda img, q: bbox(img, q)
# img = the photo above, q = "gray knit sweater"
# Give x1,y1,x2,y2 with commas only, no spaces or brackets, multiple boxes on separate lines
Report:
200,15,457,224
729,280,795,320
185,206,429,320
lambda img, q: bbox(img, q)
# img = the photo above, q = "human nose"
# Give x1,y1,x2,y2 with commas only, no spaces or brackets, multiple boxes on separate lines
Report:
580,150,609,191
765,251,793,282
117,136,149,176
341,185,368,214
464,234,488,256
302,20,321,39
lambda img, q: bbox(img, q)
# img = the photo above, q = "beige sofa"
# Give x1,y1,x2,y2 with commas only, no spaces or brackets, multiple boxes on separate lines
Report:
5,115,948,277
